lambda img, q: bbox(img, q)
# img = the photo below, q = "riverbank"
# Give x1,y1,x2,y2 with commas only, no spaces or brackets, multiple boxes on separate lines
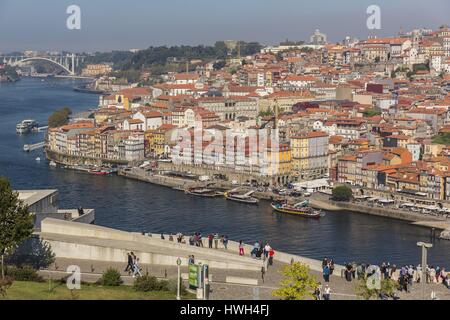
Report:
309,194,450,232
118,166,450,232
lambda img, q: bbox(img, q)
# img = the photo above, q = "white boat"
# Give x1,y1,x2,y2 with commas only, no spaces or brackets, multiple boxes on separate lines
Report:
16,120,38,134
224,190,259,205
35,157,41,161
49,161,57,167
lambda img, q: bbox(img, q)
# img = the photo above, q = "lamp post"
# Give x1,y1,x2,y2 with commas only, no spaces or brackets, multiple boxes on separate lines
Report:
176,257,182,300
417,242,433,300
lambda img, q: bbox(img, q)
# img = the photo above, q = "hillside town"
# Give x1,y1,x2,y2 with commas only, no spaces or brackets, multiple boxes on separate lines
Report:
45,26,450,202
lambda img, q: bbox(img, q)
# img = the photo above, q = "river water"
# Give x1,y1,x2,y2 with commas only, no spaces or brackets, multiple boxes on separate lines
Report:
1,78,449,267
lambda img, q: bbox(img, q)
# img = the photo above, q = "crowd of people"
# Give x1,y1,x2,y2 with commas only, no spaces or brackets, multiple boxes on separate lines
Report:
322,258,450,292
161,232,276,264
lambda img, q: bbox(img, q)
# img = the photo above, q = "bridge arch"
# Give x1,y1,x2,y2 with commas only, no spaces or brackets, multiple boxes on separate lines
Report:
12,57,73,75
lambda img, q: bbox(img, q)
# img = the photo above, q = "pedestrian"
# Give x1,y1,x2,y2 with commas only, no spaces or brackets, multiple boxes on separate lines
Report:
160,233,165,240
223,235,229,250
268,248,275,266
264,243,271,259
169,233,174,242
124,252,133,273
198,233,204,247
323,264,330,282
214,233,219,249
323,284,331,300
133,257,142,278
208,234,213,248
239,240,245,256
322,258,328,269
314,282,322,300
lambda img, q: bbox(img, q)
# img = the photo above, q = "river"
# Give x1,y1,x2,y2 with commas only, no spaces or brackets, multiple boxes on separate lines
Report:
1,78,449,268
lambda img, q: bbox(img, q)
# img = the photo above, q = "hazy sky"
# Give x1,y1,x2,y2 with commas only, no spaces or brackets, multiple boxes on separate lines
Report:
1,0,449,52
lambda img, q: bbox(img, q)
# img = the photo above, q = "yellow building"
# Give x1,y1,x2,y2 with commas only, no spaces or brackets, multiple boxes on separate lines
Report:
266,143,292,184
290,131,329,180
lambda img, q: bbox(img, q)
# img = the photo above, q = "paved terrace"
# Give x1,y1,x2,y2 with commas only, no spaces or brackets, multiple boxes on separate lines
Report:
38,219,450,300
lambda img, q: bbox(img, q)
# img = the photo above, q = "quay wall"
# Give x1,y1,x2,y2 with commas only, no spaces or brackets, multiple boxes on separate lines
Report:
45,149,129,167
118,169,199,189
309,197,449,227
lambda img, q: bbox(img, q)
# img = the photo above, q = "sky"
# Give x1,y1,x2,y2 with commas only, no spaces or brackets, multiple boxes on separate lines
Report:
0,0,450,52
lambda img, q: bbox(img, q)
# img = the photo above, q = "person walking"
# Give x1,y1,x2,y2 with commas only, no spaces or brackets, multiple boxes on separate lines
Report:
323,284,331,300
124,252,133,273
268,248,275,266
264,243,271,259
323,264,330,283
208,234,213,249
239,240,245,256
223,235,229,250
314,282,322,300
132,257,142,278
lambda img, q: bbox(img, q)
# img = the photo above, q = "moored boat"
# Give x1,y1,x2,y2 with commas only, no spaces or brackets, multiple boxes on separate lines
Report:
185,188,223,197
16,120,38,134
271,201,322,219
88,169,110,176
224,190,259,205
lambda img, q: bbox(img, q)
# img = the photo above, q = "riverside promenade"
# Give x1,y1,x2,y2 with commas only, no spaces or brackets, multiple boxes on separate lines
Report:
38,218,359,300
37,219,450,300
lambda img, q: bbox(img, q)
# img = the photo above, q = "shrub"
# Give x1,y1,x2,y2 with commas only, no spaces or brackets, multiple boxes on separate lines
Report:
133,275,166,292
332,185,353,202
98,268,123,286
165,278,187,295
6,265,43,282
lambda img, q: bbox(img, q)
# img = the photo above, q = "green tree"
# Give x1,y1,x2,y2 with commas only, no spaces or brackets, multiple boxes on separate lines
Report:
356,278,398,300
273,262,319,300
363,109,381,117
5,236,55,269
332,185,353,202
0,177,34,279
48,107,72,128
432,133,450,145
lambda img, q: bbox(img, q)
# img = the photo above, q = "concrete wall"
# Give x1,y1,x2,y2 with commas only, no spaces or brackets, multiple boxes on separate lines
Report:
40,219,262,271
45,239,258,271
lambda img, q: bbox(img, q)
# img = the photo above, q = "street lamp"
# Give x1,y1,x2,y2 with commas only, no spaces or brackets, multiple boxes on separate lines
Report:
176,257,182,300
417,242,433,300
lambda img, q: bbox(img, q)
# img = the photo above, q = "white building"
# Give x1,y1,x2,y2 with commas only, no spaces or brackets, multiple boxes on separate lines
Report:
124,133,145,161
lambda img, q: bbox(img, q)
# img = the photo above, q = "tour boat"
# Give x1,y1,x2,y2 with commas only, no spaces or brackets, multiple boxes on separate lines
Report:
88,169,110,176
271,201,322,219
185,188,223,198
16,120,38,134
224,190,259,205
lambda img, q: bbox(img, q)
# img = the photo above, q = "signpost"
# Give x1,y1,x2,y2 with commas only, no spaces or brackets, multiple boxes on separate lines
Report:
176,257,182,300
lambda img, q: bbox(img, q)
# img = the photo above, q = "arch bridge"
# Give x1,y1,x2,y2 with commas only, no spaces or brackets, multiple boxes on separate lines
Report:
1,53,84,75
